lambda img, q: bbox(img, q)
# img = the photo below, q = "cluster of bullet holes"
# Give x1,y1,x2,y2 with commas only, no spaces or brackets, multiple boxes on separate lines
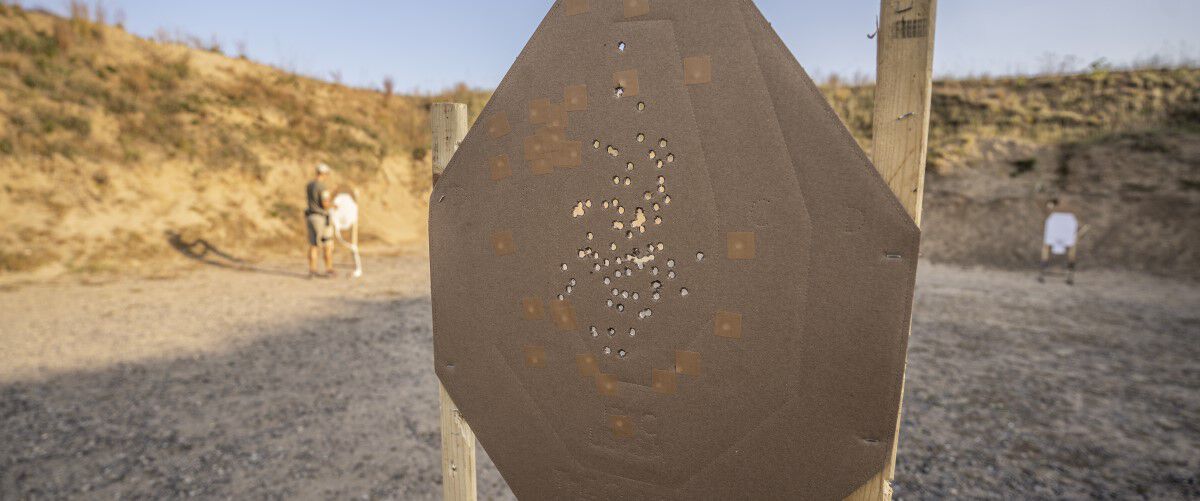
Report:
567,62,711,364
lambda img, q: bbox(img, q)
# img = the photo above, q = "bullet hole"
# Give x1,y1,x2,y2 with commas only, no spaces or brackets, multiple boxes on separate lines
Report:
626,162,635,171
591,326,599,337
659,138,668,148
648,150,656,159
618,41,626,52
561,263,568,271
608,327,616,336
696,252,705,261
615,86,625,98
668,270,676,279
637,101,646,111
667,259,675,268
628,328,637,337
680,287,689,296
593,140,601,149
666,153,675,163
636,133,645,143
618,349,627,358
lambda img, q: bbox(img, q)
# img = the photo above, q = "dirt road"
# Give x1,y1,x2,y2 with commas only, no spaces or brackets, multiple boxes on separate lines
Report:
1,257,1197,499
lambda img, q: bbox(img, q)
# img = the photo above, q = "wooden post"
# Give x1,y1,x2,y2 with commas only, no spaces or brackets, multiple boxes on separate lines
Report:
432,103,470,186
431,102,477,501
845,1,937,500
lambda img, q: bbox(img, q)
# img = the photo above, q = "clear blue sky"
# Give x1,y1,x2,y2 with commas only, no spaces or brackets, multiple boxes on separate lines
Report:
24,0,1200,90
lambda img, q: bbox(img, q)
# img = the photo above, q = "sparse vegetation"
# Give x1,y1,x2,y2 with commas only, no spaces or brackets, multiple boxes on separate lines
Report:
0,4,1195,278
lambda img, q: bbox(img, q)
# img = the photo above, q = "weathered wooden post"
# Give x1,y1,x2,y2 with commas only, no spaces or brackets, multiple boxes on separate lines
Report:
430,102,476,501
846,1,937,500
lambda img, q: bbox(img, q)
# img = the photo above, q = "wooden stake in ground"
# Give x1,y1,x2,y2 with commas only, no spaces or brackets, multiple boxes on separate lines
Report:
846,1,937,500
430,102,476,501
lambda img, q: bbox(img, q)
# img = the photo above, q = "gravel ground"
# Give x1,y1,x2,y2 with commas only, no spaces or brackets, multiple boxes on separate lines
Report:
1,257,1197,499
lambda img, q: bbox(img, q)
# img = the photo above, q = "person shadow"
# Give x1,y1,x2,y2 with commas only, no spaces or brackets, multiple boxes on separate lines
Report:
165,230,310,279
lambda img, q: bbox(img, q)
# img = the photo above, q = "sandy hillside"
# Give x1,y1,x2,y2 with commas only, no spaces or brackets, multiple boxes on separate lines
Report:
3,4,1200,281
1,256,1197,499
0,4,489,277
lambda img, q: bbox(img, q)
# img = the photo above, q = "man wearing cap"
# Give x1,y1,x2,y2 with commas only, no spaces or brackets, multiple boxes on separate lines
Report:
306,163,336,278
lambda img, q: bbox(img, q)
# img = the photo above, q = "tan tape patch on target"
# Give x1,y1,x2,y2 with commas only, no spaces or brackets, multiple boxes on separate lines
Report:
545,103,568,128
675,350,701,376
610,415,634,438
596,373,619,396
530,98,552,125
727,231,756,260
553,140,582,168
531,158,554,175
613,70,640,98
549,299,578,331
652,369,677,394
714,310,743,339
524,135,549,161
683,55,712,85
524,345,547,368
521,297,544,320
489,154,512,181
491,230,516,256
564,84,588,112
563,0,589,16
486,113,511,138
623,0,649,18
576,354,599,377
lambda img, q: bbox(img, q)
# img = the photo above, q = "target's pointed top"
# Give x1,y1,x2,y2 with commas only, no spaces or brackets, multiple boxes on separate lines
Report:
430,1,920,499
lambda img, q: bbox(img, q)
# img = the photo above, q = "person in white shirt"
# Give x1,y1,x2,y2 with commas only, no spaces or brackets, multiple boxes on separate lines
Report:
1038,198,1089,285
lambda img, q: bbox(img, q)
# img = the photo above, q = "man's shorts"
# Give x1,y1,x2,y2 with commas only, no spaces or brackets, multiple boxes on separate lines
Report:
306,213,331,247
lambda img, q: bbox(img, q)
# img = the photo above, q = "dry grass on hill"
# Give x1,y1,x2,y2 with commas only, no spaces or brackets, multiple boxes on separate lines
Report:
0,3,489,276
0,2,1197,279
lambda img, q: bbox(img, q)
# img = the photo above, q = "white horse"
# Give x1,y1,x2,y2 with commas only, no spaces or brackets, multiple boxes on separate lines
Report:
327,191,363,278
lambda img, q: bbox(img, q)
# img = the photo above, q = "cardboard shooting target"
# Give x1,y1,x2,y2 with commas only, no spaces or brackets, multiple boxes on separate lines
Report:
430,1,920,498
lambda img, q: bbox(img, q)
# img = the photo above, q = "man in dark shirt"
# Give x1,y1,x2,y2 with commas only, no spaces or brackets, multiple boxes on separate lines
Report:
306,163,335,277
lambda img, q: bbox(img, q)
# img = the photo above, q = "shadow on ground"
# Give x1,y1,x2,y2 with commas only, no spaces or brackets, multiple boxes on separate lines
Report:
166,231,310,279
0,293,512,500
